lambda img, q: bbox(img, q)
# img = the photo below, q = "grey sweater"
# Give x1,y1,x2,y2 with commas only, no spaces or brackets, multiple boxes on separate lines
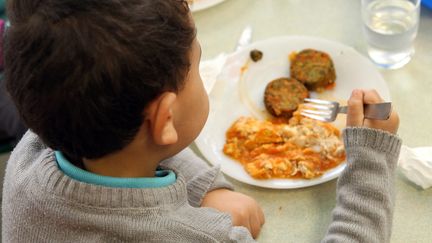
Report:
2,127,402,242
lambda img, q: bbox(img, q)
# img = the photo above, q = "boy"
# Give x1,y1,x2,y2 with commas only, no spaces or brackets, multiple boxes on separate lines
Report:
3,0,401,242
3,0,264,241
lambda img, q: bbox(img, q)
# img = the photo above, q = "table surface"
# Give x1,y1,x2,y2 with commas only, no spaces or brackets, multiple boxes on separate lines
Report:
191,0,432,242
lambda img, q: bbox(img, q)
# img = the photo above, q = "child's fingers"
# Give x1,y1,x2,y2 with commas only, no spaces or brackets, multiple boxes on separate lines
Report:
346,89,365,127
258,207,265,225
250,215,262,239
363,89,384,104
248,207,264,239
362,89,400,134
350,89,399,133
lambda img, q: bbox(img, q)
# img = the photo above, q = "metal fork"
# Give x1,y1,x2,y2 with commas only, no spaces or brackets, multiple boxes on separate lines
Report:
301,98,392,122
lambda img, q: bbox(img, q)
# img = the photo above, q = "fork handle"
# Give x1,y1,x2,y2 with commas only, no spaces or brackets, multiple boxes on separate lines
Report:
338,103,392,120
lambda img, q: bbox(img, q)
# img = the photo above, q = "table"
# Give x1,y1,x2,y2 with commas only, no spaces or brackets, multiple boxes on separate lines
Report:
191,0,432,242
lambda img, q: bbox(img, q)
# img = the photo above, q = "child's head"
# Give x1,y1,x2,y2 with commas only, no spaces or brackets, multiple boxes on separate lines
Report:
5,0,208,161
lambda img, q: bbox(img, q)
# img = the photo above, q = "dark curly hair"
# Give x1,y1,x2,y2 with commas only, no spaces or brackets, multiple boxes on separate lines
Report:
5,0,195,161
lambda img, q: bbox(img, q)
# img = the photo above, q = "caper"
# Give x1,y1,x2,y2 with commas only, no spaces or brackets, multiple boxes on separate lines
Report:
250,49,263,62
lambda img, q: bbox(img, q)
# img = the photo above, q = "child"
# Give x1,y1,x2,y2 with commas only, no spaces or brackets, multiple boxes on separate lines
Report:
3,0,265,241
2,0,401,242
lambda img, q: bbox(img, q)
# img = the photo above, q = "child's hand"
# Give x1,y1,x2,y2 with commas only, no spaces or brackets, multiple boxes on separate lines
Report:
347,89,399,134
201,189,265,239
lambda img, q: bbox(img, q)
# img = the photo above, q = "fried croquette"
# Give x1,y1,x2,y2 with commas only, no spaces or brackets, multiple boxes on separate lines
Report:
264,78,309,118
290,49,336,91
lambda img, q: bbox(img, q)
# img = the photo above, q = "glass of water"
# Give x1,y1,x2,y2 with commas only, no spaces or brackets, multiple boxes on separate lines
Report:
361,0,420,69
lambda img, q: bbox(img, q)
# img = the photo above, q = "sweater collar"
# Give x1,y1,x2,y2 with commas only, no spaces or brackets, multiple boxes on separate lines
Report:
36,150,188,208
54,151,176,188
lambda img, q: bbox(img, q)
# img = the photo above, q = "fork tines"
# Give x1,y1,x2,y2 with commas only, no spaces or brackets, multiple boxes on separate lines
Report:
300,98,339,122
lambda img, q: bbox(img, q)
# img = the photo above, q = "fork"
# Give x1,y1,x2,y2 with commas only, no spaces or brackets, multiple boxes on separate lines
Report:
301,98,392,122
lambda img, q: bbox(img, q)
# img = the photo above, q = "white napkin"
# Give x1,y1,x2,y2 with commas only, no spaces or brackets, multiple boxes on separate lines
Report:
199,53,227,94
398,145,432,189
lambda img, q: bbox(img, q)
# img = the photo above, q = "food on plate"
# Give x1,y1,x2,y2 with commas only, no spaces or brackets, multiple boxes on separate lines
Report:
290,49,336,92
264,78,309,118
250,49,263,62
223,110,345,179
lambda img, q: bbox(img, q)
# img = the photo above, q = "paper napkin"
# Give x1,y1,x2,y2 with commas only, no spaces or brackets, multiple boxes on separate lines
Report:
398,145,432,189
199,53,227,94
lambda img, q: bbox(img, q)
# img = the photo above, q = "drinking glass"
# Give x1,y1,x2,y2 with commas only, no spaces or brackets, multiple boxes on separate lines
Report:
361,0,420,69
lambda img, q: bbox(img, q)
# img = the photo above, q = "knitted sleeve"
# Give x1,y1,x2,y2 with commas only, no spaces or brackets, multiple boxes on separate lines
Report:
322,127,402,243
229,226,256,242
160,147,234,207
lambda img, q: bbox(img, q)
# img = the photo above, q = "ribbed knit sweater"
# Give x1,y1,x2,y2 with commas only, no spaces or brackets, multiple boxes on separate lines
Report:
2,127,402,242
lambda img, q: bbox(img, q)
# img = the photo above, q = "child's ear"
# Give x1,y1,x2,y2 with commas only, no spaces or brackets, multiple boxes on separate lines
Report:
145,92,178,145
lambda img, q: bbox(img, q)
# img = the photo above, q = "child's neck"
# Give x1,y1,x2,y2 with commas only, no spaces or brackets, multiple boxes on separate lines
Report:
82,131,161,178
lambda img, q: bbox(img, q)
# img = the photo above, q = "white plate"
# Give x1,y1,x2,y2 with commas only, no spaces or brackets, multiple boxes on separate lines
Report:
189,0,226,12
195,36,390,189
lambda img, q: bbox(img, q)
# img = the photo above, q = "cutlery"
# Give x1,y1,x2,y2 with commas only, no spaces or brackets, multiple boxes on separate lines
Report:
301,98,392,122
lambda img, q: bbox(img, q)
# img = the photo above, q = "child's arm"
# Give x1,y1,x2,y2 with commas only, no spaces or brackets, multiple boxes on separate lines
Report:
201,188,265,239
322,90,401,243
160,148,265,239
